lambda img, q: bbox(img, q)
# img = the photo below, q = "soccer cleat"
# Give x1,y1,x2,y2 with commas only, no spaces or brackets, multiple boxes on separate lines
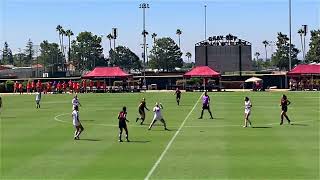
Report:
140,122,143,125
119,139,123,142
280,122,283,125
165,128,169,131
198,117,202,119
148,128,151,130
210,117,213,119
136,118,139,122
243,126,247,128
126,139,130,142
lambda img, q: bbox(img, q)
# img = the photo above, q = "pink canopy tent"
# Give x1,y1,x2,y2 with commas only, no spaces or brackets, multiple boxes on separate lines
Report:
287,64,320,76
82,67,131,79
183,66,221,90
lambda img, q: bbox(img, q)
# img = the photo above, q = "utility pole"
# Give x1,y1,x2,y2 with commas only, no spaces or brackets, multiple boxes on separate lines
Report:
139,3,149,90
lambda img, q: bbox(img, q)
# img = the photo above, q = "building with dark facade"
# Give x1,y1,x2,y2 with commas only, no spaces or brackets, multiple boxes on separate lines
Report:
195,35,252,74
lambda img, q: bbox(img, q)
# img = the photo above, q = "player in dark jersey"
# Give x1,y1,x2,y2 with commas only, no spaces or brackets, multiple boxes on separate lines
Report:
199,91,213,119
136,98,149,125
174,88,181,105
118,106,130,142
280,94,291,125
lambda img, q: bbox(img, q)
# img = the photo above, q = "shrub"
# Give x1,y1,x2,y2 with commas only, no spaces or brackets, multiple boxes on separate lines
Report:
5,80,14,92
0,83,5,93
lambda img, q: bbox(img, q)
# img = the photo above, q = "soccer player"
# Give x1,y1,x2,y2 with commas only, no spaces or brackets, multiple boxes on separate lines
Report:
243,97,253,128
18,83,23,95
72,105,84,140
35,91,41,109
199,91,213,119
72,95,81,110
280,94,291,125
148,102,168,131
26,81,31,94
136,98,150,125
118,106,130,142
174,88,181,105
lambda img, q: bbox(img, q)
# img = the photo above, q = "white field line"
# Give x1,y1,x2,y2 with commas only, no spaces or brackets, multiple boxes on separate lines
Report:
144,93,204,180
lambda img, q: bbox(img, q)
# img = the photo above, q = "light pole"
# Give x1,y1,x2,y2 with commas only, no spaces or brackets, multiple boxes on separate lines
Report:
302,25,308,62
288,0,292,71
204,5,207,40
140,2,149,90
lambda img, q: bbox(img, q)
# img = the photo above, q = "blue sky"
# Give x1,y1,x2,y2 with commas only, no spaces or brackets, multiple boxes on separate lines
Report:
1,0,319,61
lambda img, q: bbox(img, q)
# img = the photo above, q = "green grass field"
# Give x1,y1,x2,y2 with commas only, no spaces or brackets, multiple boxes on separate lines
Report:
0,92,319,180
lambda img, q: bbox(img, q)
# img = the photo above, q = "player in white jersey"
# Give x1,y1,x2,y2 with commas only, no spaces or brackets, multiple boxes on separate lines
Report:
72,106,84,140
243,97,253,128
148,102,168,131
72,95,81,110
35,91,41,109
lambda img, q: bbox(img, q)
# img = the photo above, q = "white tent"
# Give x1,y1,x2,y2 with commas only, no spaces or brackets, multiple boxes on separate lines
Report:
245,77,262,83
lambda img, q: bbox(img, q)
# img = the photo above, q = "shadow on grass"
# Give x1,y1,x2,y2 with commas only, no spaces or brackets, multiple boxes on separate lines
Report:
82,120,95,122
252,126,272,128
80,138,101,141
291,123,308,126
129,140,150,143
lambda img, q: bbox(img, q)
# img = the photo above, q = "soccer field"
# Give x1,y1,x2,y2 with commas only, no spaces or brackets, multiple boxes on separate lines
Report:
0,92,319,180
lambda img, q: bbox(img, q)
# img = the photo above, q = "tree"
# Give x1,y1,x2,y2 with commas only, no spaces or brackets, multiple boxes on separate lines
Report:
107,33,113,52
65,29,74,63
1,42,13,65
38,40,64,72
60,28,66,57
271,32,299,70
254,52,260,61
262,40,269,61
109,46,142,71
24,39,34,66
149,37,183,72
305,29,320,63
176,29,182,48
71,31,105,71
185,52,192,62
151,33,157,47
56,25,63,55
298,28,305,60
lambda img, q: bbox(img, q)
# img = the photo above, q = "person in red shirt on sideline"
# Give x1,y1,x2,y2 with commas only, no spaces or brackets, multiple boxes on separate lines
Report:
14,81,19,93
103,81,107,92
18,83,23,94
31,81,36,92
89,80,93,92
57,81,62,93
68,80,73,93
72,81,77,93
75,82,80,93
62,81,67,93
36,80,42,92
27,81,31,94
47,81,52,94
96,80,101,90
82,80,87,93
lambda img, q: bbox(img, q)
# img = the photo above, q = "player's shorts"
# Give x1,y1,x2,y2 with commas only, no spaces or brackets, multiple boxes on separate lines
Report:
119,121,127,129
202,104,209,110
245,109,251,115
176,95,181,99
139,109,145,116
36,100,40,104
281,106,288,112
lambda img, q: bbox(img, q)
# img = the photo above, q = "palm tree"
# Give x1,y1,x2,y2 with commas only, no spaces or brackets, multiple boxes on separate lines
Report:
176,29,182,48
56,25,63,53
60,28,66,56
107,33,113,52
185,52,192,63
254,52,260,61
298,28,305,60
151,33,157,47
262,40,269,61
65,29,74,63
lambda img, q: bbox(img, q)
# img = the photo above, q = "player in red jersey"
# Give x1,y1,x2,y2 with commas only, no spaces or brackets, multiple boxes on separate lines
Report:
118,106,130,142
280,94,291,125
136,98,150,125
89,80,93,92
82,80,87,93
14,81,19,93
26,81,31,94
57,81,62,93
96,80,101,90
62,81,67,93
31,81,35,92
36,80,42,92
